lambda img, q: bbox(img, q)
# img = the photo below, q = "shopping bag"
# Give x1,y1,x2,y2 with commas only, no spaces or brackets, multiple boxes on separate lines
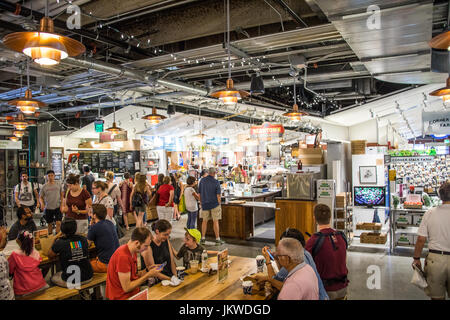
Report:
178,194,186,213
411,265,428,289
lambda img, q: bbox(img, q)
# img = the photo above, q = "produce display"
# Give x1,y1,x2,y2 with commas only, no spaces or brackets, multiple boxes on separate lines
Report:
388,149,436,157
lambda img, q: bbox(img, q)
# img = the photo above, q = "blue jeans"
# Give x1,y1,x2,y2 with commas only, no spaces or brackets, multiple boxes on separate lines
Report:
186,210,198,229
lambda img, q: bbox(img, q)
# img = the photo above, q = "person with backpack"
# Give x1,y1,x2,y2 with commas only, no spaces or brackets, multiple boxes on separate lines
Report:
15,172,40,213
156,176,174,222
305,204,349,300
119,172,133,231
81,166,95,197
105,171,125,223
130,174,152,228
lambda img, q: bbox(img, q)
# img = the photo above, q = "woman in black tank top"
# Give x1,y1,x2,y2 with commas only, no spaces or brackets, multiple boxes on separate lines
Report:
141,220,177,281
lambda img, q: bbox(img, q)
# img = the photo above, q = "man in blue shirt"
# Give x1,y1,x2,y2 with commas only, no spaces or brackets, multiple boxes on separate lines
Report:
198,167,224,246
87,204,120,272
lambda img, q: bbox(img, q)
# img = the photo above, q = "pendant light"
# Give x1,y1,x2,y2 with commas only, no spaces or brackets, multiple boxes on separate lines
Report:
8,136,20,142
429,76,450,102
2,0,85,66
13,130,25,138
282,75,307,121
142,107,167,124
210,0,249,104
8,114,30,130
8,59,46,114
429,9,450,50
105,99,124,134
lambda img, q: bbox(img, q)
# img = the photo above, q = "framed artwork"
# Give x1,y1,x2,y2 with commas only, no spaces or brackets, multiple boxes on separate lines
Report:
359,166,377,184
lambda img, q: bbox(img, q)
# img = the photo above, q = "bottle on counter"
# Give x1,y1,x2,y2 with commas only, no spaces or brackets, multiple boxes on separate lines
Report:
201,250,208,270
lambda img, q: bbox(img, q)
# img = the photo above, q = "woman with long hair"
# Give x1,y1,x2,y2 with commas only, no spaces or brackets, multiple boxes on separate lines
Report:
130,174,152,228
8,230,48,297
119,172,133,230
141,219,176,282
171,173,183,221
105,171,125,226
61,174,92,235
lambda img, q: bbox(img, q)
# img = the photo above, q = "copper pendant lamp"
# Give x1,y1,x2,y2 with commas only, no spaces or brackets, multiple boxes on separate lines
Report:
7,113,31,130
282,75,307,121
13,130,25,138
2,1,85,66
209,0,249,105
429,76,450,101
8,136,20,142
105,100,124,134
142,107,167,125
429,28,450,51
9,88,47,115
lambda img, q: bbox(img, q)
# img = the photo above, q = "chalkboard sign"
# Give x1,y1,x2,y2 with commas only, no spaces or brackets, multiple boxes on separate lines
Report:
112,152,120,173
98,153,108,173
91,153,99,171
106,152,113,169
125,152,134,172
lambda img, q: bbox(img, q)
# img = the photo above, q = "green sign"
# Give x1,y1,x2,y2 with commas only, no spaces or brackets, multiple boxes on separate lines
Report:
94,120,104,133
445,139,449,144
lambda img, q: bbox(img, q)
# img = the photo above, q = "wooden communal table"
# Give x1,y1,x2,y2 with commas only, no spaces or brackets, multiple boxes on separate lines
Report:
147,256,266,300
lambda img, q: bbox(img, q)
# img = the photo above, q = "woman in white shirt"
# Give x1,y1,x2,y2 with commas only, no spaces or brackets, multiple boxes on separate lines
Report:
183,176,200,229
92,181,115,226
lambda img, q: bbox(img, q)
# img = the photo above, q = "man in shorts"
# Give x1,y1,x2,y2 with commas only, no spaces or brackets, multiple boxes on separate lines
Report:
40,170,64,235
198,167,224,246
413,181,450,300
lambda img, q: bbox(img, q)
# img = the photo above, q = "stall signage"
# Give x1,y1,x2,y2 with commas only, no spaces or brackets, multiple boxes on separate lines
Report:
0,140,22,149
163,136,185,151
422,111,450,135
100,131,128,142
206,137,229,146
141,135,164,150
390,156,435,163
250,123,284,137
94,119,104,133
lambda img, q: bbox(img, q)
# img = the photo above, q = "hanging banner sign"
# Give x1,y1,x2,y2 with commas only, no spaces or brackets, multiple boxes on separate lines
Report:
0,140,22,149
206,137,229,146
99,131,128,142
422,111,450,135
250,123,284,137
390,156,435,163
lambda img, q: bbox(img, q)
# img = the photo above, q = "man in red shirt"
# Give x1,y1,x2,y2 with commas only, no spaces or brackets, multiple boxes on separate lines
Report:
305,204,349,300
106,227,161,300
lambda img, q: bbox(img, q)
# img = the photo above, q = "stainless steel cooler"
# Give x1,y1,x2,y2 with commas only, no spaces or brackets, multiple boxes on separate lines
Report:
286,173,321,200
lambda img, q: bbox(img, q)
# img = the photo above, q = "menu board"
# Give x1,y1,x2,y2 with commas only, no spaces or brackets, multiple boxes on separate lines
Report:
125,152,134,172
112,152,120,173
74,151,139,175
106,153,113,170
98,153,108,173
91,153,99,171
217,248,229,283
119,153,126,173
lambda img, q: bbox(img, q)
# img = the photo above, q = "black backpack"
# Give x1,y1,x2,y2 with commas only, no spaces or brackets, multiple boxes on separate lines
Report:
132,191,144,208
310,230,348,258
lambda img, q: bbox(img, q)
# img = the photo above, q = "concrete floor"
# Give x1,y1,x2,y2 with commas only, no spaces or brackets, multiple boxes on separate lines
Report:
5,212,431,300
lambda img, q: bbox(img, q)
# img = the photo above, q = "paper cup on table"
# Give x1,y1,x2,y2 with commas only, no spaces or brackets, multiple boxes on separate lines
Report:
176,266,186,280
242,280,253,295
256,255,265,273
189,260,199,273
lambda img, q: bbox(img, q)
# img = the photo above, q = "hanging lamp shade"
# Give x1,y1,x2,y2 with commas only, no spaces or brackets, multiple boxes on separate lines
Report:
429,28,450,51
282,103,307,121
8,89,46,114
210,79,249,105
8,113,30,130
142,107,167,125
105,122,124,134
13,130,25,138
429,77,450,101
3,17,85,66
8,136,20,142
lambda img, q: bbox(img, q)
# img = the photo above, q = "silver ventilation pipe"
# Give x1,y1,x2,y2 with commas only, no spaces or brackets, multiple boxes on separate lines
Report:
61,57,209,96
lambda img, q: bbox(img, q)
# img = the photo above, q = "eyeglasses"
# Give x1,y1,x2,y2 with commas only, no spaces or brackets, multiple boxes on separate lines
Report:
273,253,290,260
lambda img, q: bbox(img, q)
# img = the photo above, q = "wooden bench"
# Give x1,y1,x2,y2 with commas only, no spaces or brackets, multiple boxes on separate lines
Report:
21,273,108,300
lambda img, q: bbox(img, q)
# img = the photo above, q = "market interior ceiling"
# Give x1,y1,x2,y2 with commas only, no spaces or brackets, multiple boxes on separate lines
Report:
0,0,448,140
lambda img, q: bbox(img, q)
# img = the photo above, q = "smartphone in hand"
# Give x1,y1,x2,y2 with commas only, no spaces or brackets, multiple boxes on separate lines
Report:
267,249,275,261
157,261,167,271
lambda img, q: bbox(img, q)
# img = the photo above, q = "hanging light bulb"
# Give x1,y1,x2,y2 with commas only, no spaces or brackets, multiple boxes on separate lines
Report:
9,89,46,114
8,114,30,130
13,130,25,138
142,107,167,125
209,0,249,104
2,1,85,66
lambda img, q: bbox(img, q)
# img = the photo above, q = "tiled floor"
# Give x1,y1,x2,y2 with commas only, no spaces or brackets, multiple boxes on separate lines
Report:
4,212,431,300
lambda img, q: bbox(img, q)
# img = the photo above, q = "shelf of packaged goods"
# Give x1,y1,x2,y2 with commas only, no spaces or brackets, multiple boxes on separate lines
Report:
395,224,420,228
394,226,418,235
392,208,429,213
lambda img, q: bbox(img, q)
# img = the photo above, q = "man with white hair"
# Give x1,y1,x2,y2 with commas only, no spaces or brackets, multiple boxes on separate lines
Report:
276,238,319,300
198,167,224,246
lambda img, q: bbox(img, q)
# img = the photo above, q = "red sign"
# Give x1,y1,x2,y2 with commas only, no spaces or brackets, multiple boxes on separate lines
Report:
250,123,284,137
99,131,128,142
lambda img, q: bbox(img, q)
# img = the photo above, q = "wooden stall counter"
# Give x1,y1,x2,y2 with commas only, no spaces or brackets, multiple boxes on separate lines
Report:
274,198,316,245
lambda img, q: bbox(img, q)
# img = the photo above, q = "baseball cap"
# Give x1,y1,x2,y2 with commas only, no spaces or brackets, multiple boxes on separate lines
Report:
184,228,201,243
